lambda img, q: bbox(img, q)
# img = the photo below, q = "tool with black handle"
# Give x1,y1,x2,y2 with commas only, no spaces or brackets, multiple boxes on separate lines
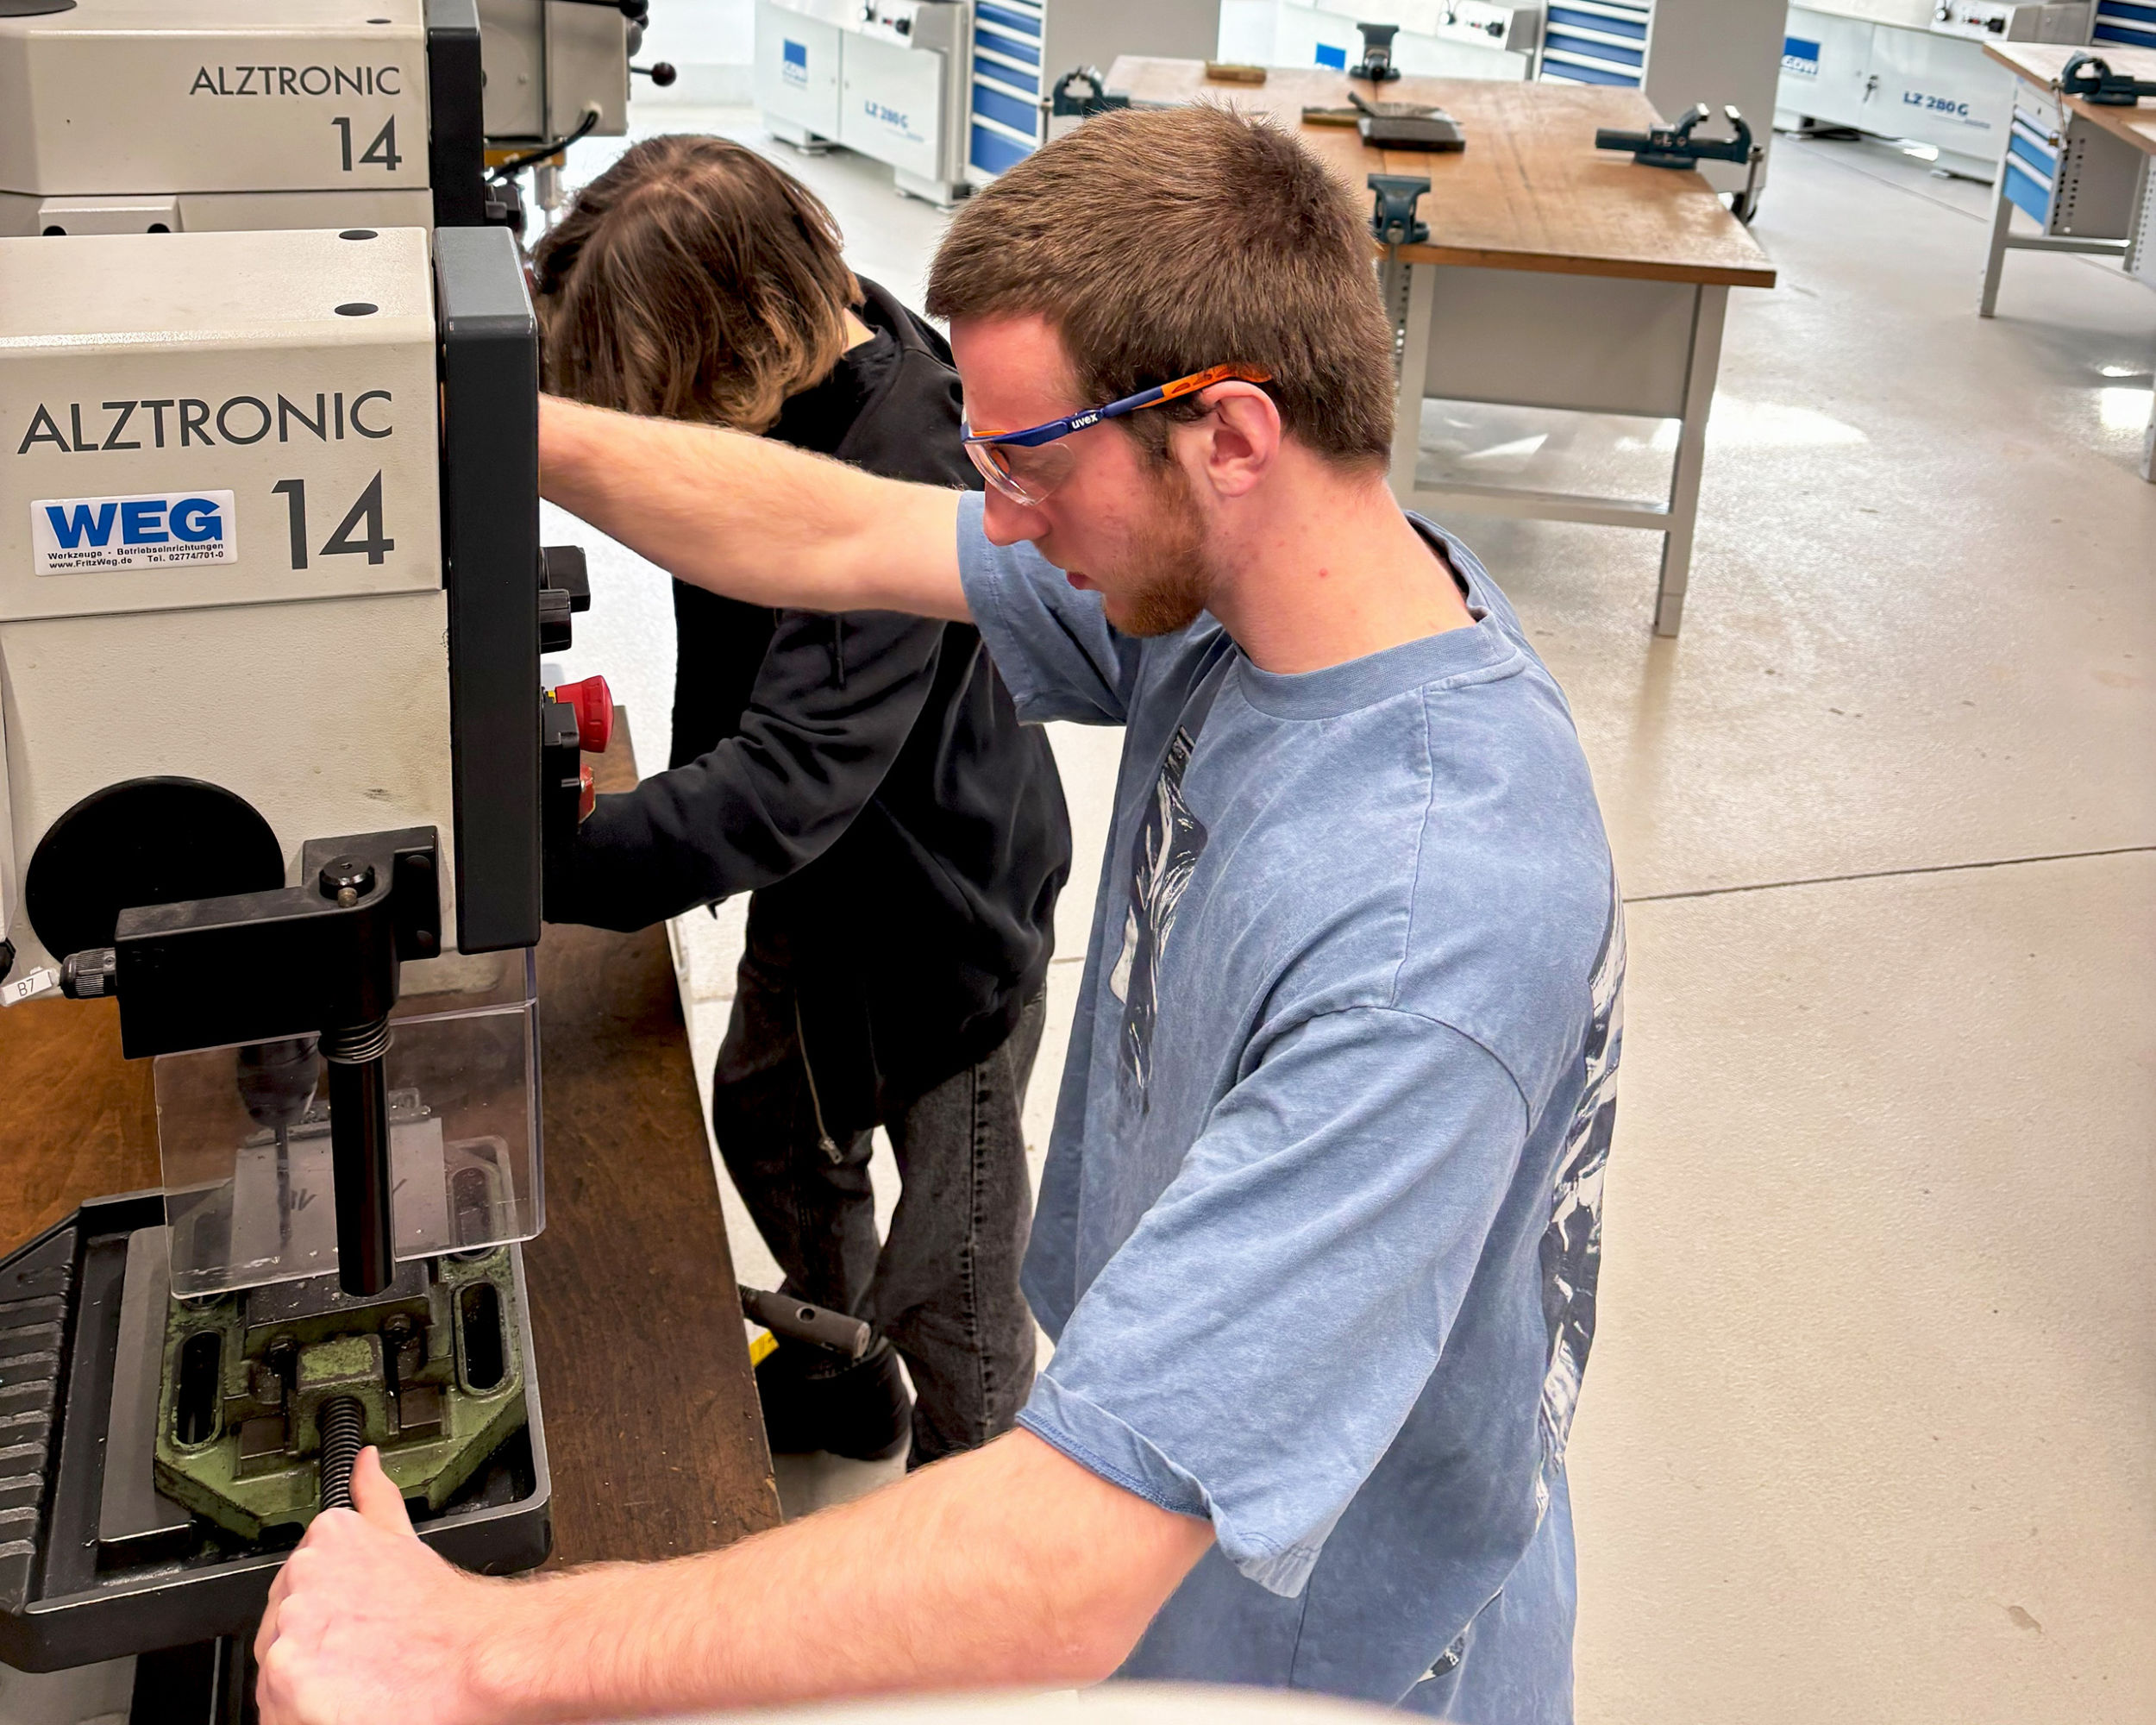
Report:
739,1286,874,1359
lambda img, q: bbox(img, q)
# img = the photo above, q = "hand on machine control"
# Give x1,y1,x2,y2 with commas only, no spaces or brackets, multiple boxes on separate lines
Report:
255,1448,499,1725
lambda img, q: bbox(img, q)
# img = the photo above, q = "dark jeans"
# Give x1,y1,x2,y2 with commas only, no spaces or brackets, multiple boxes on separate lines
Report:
709,953,1046,1467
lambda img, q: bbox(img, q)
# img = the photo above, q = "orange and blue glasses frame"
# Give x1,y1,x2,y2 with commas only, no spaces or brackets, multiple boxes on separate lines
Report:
962,363,1275,505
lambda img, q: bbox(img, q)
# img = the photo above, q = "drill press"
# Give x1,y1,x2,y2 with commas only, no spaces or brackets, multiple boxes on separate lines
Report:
0,0,657,238
0,216,598,1672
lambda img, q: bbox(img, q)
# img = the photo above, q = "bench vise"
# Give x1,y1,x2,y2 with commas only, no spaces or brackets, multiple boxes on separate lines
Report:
1595,104,1764,222
2060,52,2156,107
1367,173,1432,247
1595,102,1755,170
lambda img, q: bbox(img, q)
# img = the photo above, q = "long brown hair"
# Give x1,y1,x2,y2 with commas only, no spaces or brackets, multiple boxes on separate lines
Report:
532,135,862,433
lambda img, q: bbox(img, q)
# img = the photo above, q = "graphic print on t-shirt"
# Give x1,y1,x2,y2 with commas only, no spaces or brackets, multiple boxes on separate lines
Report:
1535,875,1625,1514
1108,718,1208,1105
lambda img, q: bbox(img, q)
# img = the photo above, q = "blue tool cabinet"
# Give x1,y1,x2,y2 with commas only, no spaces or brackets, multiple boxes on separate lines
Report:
1538,0,1653,87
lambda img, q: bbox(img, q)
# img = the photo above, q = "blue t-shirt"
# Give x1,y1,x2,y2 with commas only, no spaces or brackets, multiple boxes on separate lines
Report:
957,493,1622,1721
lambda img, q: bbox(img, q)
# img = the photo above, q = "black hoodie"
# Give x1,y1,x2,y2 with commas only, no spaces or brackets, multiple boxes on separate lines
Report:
545,280,1071,1128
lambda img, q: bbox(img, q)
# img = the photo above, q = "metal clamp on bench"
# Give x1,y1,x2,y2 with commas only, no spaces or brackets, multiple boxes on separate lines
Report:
1595,104,1764,223
1595,102,1753,169
1353,22,1403,84
1368,173,1431,248
2060,53,2156,108
1050,66,1131,119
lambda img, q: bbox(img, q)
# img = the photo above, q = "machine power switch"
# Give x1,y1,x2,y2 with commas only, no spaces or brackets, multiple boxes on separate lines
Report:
550,677,616,756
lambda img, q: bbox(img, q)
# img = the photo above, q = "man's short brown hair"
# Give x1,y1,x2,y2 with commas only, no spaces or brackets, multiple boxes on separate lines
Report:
926,104,1395,468
531,135,861,433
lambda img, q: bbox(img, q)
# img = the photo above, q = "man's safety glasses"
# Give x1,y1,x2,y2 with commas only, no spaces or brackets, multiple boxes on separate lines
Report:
962,364,1275,505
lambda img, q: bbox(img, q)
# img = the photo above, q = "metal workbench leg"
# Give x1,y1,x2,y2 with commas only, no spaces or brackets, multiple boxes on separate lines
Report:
1654,285,1728,639
1388,260,1438,510
1979,144,2017,319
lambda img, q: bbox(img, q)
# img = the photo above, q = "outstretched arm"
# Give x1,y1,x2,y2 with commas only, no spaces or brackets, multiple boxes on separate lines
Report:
255,1430,1211,1725
540,396,971,621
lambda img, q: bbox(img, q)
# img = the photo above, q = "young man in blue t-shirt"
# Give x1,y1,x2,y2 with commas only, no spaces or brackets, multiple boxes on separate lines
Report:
254,105,1623,1725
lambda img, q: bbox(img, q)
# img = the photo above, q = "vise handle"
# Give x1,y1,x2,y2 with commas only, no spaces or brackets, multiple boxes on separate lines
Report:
739,1286,874,1360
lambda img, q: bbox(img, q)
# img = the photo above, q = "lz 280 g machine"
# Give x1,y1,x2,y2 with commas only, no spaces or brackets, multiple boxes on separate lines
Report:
0,216,602,1677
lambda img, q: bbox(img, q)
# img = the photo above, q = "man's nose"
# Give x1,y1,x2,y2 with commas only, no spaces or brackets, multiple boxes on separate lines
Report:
981,486,1048,548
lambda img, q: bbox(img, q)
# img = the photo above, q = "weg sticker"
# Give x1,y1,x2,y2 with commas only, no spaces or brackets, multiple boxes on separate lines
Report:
31,490,238,574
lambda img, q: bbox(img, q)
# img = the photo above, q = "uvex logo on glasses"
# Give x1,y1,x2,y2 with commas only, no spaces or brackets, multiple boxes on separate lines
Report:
962,363,1275,505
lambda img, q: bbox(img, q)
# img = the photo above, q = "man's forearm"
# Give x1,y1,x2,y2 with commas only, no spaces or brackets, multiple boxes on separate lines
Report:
539,396,970,619
476,1431,1210,1721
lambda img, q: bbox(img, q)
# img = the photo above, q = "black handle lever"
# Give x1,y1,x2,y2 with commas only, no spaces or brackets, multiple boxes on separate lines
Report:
739,1287,874,1359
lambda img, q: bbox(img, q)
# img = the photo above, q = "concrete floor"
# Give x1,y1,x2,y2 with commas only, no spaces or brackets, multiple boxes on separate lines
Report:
548,110,2156,1723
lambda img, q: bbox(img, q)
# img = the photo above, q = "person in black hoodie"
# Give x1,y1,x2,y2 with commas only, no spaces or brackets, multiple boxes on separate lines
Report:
532,136,1070,1468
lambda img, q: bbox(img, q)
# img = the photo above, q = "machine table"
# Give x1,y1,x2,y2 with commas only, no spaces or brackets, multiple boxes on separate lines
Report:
1977,40,2156,482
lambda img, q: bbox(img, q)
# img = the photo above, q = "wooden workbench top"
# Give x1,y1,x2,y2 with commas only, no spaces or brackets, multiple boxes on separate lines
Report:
1984,40,2156,155
1105,58,1777,288
0,712,780,1566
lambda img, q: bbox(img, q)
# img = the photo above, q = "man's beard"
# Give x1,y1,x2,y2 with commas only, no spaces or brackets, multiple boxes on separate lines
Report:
1108,461,1212,638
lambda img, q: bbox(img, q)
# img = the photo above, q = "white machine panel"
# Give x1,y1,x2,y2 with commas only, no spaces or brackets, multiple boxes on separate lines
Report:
0,228,442,622
1780,4,1890,120
0,590,458,977
1801,0,1932,22
479,0,549,138
1866,17,2011,158
475,0,630,142
1931,2,2090,41
0,1,431,200
757,0,847,141
1779,2,2028,176
173,188,438,232
760,0,970,203
0,186,439,242
841,29,954,180
0,225,463,975
543,0,630,138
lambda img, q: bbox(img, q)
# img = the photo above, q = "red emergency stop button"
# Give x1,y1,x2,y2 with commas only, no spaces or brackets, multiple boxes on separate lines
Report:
551,675,614,755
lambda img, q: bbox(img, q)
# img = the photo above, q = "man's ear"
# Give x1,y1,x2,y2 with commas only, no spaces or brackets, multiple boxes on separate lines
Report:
1185,383,1281,499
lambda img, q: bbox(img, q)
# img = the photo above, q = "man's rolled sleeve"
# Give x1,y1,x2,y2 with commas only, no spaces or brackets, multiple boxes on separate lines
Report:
956,491,1144,726
1018,1007,1530,1597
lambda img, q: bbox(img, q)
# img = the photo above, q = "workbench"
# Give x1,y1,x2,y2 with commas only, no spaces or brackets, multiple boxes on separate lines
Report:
0,714,779,1678
1105,59,1778,637
1977,40,2156,481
